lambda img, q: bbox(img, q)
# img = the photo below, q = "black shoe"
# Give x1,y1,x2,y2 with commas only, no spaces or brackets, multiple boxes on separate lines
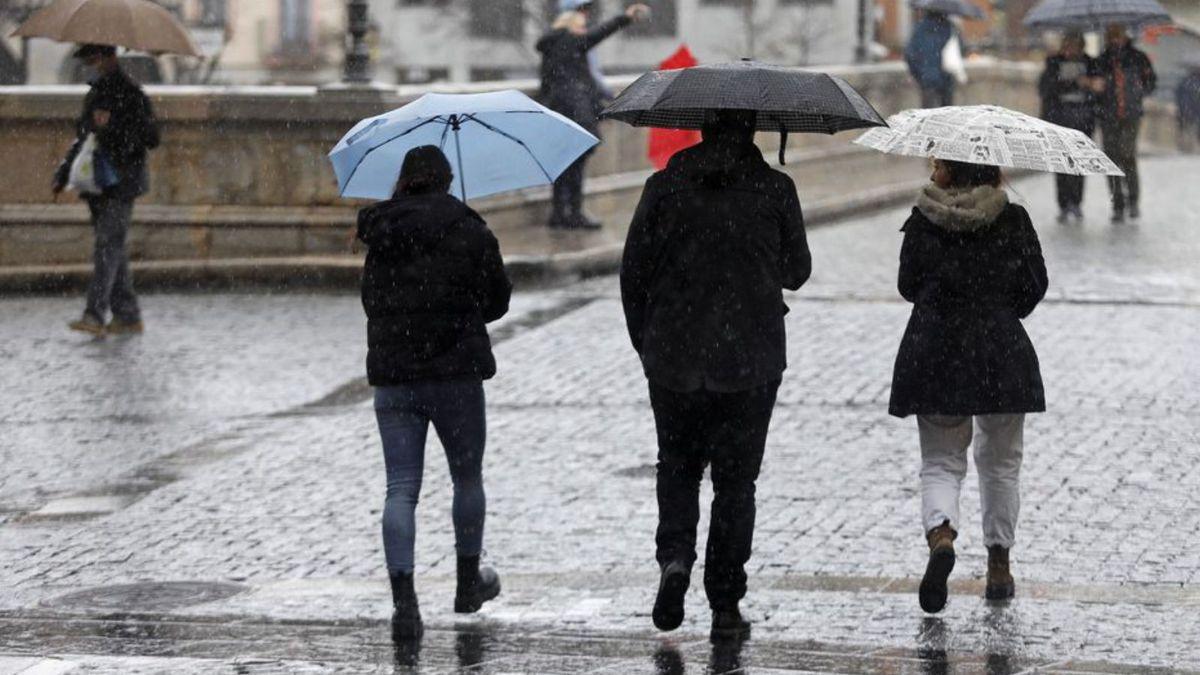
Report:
389,571,423,640
548,214,575,229
1111,209,1126,224
1057,210,1070,224
710,607,751,642
919,546,955,614
454,555,501,613
652,560,690,631
1129,204,1141,219
572,213,603,230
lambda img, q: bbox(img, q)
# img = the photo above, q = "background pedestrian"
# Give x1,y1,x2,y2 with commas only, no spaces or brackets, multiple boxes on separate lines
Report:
357,145,512,640
621,109,812,642
1096,24,1156,223
890,158,1048,615
536,2,649,229
53,44,159,337
1038,31,1101,222
905,10,959,108
1176,63,1200,154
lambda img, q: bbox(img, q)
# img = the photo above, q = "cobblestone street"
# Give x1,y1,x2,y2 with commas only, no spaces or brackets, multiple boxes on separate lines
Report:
2,156,1199,673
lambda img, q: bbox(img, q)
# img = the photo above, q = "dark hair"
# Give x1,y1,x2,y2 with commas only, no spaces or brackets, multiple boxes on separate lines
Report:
700,109,757,142
73,44,117,59
941,160,1002,188
393,145,454,197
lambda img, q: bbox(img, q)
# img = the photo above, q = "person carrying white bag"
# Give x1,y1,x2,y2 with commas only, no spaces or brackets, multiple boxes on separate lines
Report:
52,44,160,337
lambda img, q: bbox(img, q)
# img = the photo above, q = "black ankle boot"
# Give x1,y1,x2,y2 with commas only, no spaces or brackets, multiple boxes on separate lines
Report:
454,555,501,613
710,606,751,642
389,571,423,640
652,560,690,631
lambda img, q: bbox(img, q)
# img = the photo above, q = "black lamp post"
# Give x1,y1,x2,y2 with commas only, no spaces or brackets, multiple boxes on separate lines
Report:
855,0,870,63
343,0,371,84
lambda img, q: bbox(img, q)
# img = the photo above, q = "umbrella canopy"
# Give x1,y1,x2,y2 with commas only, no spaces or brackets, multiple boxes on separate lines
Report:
911,0,986,20
1023,0,1172,30
855,105,1124,176
600,60,887,135
329,90,599,202
12,0,201,57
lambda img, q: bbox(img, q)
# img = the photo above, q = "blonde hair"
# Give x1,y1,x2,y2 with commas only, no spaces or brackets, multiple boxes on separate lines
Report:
552,11,586,32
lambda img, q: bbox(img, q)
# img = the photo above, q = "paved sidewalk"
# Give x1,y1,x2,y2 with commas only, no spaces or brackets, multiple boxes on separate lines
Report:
1,157,1198,673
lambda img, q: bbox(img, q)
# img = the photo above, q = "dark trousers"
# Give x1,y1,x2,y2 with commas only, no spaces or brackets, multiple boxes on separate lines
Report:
649,379,780,610
550,150,591,225
85,195,140,323
1102,119,1141,212
1055,174,1085,211
920,84,954,108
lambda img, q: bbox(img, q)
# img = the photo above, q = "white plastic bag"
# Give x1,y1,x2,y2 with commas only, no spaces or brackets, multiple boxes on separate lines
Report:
942,35,969,86
67,133,100,195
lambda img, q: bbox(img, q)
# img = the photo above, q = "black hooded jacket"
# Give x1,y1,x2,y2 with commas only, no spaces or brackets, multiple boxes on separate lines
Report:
357,192,512,386
55,68,160,199
620,139,812,393
536,15,631,134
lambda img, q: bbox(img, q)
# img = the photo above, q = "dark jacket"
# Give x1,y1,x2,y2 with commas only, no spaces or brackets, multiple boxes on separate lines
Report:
54,68,160,199
620,139,812,393
889,185,1048,418
1097,43,1157,122
1039,53,1100,133
905,14,954,91
358,192,512,386
536,15,631,134
1177,72,1200,126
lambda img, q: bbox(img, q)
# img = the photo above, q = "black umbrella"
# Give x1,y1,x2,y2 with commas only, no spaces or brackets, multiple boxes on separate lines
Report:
911,0,986,20
600,60,887,163
1024,0,1172,30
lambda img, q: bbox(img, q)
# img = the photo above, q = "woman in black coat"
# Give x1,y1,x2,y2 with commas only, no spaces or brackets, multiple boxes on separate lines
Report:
357,146,512,640
536,3,648,229
890,159,1048,615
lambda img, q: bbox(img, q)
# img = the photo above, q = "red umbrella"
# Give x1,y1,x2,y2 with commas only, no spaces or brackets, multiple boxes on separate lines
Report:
647,45,701,170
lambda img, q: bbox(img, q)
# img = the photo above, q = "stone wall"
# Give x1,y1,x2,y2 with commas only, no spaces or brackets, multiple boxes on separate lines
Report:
0,60,1184,266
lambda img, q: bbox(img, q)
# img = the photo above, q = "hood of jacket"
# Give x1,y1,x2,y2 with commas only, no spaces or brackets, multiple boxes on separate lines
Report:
917,184,1009,232
659,139,768,194
357,192,478,249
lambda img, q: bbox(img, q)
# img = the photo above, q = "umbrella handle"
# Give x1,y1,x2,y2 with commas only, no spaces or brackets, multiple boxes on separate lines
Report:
451,115,467,201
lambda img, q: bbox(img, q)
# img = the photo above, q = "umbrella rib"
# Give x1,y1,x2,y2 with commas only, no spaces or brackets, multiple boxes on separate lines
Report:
461,113,555,184
342,115,448,193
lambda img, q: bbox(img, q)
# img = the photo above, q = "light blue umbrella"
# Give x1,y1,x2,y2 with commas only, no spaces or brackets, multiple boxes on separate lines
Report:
329,90,599,201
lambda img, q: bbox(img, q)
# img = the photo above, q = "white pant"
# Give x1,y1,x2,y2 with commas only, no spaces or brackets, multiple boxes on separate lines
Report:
918,414,1025,548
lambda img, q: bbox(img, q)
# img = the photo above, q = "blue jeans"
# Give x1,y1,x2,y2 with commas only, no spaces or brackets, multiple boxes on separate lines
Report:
374,379,487,573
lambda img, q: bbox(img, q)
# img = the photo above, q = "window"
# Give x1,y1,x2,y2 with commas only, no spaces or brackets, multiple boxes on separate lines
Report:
469,0,525,40
626,0,676,37
279,0,313,52
199,0,226,27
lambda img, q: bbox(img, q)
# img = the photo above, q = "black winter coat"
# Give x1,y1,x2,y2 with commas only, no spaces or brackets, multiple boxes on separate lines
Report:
1097,43,1156,123
55,68,160,199
889,186,1048,418
358,193,512,386
620,139,812,393
1039,54,1100,134
536,15,631,134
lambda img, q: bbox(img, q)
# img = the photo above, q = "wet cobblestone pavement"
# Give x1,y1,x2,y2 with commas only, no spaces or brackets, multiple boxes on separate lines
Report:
2,157,1199,673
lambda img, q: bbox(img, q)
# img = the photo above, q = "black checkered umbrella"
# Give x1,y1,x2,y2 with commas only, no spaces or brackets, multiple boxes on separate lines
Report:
600,60,887,137
911,0,986,20
1024,0,1172,29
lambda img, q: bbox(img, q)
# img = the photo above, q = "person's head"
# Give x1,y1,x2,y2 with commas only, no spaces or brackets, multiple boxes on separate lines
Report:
73,44,119,75
1105,24,1130,48
700,109,757,145
393,145,454,197
931,158,1002,189
552,10,588,34
1060,31,1085,57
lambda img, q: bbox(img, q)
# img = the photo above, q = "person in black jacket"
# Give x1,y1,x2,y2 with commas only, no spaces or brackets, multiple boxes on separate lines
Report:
1097,24,1157,222
621,110,812,641
357,146,512,641
536,3,648,229
1176,64,1200,153
890,159,1048,615
53,44,160,337
1038,32,1101,222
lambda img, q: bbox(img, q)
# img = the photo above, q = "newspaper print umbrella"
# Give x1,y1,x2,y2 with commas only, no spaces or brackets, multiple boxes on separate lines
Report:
911,0,986,20
12,0,202,57
855,105,1124,176
1023,0,1172,30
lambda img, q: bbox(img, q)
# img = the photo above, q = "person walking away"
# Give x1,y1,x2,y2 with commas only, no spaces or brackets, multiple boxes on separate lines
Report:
621,110,812,641
1097,24,1156,223
537,3,649,229
890,159,1048,614
357,146,513,640
53,44,159,337
905,10,958,108
1038,31,1101,223
1176,64,1200,154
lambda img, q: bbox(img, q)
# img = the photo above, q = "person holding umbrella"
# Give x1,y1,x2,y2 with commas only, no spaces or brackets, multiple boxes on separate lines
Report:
1038,31,1102,223
357,145,512,640
1097,24,1157,223
536,2,650,229
53,44,159,337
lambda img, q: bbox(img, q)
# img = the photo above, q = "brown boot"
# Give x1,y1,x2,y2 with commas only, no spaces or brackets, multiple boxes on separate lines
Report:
986,545,1015,600
919,522,956,613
